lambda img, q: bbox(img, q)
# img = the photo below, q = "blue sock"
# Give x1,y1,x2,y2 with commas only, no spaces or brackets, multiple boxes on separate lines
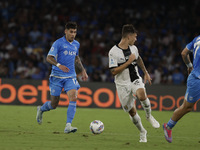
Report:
167,118,177,129
40,101,54,112
67,101,77,123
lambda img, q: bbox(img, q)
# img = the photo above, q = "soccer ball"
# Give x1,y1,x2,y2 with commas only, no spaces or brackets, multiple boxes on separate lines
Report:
90,120,104,134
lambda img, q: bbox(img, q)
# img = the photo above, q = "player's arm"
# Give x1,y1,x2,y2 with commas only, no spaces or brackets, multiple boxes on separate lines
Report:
136,55,152,85
46,55,69,72
75,56,88,81
181,47,193,74
110,54,135,76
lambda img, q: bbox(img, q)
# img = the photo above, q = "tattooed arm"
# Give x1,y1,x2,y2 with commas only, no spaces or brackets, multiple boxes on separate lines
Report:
136,55,152,85
75,56,88,81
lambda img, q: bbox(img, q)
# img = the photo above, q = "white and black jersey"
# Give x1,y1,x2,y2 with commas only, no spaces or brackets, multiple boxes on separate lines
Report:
108,45,141,86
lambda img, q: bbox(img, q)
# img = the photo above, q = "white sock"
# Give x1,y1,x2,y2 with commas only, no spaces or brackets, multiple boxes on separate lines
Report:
140,98,151,118
66,123,71,126
130,113,145,132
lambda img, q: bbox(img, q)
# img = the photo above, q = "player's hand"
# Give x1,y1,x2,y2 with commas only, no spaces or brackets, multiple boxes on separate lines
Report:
127,54,136,64
81,70,88,81
59,65,70,72
144,72,152,85
187,67,193,75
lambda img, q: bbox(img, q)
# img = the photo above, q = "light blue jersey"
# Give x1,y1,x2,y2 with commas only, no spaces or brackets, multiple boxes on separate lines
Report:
48,36,80,78
186,35,200,79
185,35,200,103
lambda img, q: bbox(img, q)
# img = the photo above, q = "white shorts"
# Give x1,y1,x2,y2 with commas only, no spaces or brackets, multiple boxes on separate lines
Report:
116,78,145,112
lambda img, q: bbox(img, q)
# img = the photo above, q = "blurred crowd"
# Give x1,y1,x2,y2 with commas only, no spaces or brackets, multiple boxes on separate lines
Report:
0,0,200,84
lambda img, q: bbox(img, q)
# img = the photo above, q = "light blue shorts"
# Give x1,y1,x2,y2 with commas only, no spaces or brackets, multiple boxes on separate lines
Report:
49,76,80,96
185,73,200,103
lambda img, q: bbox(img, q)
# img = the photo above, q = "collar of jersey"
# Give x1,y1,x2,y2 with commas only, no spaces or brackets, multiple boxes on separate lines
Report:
62,36,74,44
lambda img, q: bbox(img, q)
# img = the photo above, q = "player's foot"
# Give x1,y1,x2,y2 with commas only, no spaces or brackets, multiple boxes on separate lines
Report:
64,123,78,133
147,115,160,128
139,130,147,143
36,106,43,125
163,123,172,143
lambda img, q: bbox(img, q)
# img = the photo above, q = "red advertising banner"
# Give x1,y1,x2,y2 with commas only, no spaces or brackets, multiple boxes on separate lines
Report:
0,78,199,111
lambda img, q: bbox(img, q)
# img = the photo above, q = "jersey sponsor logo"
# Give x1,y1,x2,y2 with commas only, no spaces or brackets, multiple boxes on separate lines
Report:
110,58,114,65
189,96,193,101
63,50,76,56
50,47,54,51
64,50,68,55
133,79,140,85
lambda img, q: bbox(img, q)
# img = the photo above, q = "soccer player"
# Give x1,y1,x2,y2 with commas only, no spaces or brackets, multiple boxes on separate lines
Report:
36,22,88,133
108,24,160,142
163,35,200,143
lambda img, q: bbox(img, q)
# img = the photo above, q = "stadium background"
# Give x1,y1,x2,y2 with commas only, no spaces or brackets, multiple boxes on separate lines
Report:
0,0,200,110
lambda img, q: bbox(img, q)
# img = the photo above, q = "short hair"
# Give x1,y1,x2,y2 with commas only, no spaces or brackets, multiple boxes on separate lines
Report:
122,24,137,38
65,21,77,30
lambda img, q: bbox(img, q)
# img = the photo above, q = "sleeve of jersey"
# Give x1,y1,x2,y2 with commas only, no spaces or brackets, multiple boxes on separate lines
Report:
131,45,139,59
76,42,80,56
108,50,118,69
47,41,59,57
186,41,194,52
134,46,139,59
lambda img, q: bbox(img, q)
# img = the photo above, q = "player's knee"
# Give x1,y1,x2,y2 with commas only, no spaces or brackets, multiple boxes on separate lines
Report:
129,111,136,117
129,108,137,117
70,97,78,102
51,103,58,109
136,89,146,101
138,95,146,101
186,107,192,113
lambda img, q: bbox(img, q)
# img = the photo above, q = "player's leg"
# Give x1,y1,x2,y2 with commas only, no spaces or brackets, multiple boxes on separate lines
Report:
163,74,199,143
116,84,147,142
36,77,62,124
171,99,194,123
64,89,78,133
36,96,59,124
136,88,160,128
129,105,147,143
163,99,195,143
64,78,80,133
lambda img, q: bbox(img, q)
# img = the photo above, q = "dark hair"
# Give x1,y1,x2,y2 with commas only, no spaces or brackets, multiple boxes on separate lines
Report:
65,21,77,29
122,24,137,38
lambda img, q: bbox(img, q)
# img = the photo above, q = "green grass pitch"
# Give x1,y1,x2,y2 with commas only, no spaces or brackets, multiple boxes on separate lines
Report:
0,105,200,150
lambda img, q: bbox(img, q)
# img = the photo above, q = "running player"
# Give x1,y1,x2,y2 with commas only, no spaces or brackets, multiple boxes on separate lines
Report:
163,35,200,143
108,24,160,142
36,21,88,133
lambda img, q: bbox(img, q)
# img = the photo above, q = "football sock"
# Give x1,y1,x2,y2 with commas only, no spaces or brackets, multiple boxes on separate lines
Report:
130,113,146,132
40,101,54,112
67,101,77,123
167,118,177,129
140,98,151,118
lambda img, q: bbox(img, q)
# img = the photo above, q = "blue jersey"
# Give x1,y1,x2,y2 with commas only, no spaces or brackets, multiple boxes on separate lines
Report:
48,36,80,78
186,35,200,79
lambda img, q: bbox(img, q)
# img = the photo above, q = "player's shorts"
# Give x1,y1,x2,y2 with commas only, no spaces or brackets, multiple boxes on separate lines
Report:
49,76,80,96
185,73,200,103
116,78,145,112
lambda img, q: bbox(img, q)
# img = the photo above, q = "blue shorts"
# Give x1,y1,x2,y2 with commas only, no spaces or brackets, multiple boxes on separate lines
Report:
185,73,200,103
49,76,80,96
